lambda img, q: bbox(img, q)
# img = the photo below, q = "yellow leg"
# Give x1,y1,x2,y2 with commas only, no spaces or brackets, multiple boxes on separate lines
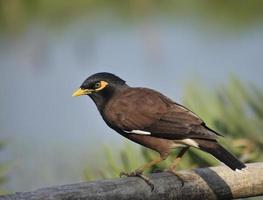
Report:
120,155,167,177
168,147,189,186
120,155,167,190
170,147,189,171
136,156,164,173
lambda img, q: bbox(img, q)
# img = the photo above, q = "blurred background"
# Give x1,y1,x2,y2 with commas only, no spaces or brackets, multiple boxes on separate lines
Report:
0,0,263,194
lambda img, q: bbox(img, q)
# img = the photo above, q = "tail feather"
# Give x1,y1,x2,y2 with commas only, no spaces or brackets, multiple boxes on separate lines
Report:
196,139,246,171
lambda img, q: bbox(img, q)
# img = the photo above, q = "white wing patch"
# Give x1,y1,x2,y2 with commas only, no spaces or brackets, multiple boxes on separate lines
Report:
123,130,151,135
181,139,199,148
173,138,199,148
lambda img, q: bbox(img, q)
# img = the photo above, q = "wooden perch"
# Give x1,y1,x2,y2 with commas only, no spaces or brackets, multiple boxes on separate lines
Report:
1,163,263,200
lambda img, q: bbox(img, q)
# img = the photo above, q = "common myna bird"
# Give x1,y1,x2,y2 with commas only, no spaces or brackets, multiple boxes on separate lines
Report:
72,72,246,179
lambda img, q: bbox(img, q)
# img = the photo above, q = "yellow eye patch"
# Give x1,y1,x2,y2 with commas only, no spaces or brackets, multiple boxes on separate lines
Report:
95,80,109,91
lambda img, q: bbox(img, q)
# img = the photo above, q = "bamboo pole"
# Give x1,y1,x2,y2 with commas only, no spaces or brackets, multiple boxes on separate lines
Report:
1,163,262,200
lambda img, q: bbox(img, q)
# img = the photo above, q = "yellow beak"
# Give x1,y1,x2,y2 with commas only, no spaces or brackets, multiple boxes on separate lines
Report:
72,88,92,97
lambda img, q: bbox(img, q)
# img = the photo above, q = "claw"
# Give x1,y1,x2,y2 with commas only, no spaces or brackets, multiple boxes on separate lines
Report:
119,169,143,177
119,170,155,191
166,169,185,186
136,173,155,191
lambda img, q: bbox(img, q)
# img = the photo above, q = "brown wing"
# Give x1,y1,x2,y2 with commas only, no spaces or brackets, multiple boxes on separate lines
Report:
104,88,218,140
104,88,167,130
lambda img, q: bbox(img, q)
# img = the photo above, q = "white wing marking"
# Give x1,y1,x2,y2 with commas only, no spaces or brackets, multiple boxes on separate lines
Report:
173,139,199,148
123,130,151,135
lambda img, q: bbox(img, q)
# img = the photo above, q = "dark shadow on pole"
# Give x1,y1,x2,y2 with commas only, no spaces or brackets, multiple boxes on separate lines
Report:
193,167,233,200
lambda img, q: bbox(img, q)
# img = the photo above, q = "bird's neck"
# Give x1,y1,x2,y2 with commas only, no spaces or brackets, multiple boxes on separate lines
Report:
90,84,129,112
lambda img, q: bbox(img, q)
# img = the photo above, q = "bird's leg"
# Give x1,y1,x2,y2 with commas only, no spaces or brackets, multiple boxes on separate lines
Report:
169,147,189,171
120,155,165,176
120,155,167,190
167,147,189,186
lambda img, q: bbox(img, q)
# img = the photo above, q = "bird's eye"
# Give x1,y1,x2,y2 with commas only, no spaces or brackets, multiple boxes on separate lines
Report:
94,82,101,89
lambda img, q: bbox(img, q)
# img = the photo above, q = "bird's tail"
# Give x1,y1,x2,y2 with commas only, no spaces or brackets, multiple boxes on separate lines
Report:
196,139,246,171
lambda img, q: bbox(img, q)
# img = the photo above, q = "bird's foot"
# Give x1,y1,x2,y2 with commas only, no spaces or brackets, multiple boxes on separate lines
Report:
120,170,154,191
165,168,185,186
120,169,143,177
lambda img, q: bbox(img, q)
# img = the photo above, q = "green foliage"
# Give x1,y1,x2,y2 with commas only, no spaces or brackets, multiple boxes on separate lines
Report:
84,143,145,180
83,78,263,180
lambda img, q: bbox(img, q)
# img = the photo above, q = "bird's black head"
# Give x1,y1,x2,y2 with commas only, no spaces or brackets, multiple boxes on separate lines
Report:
72,72,128,110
